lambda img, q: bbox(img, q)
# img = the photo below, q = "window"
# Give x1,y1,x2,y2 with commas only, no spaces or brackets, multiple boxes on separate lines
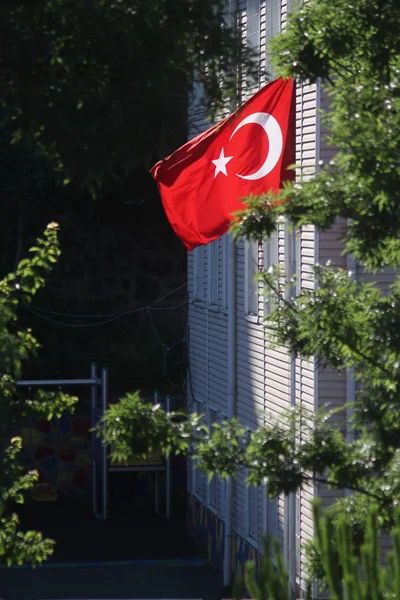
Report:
247,0,260,88
192,401,203,497
218,411,228,519
295,487,301,580
190,71,204,112
220,476,227,519
290,228,300,297
286,0,298,14
208,408,218,508
284,224,301,580
245,239,260,316
265,491,278,539
265,0,281,79
285,223,300,300
208,240,218,306
194,462,202,498
222,235,229,311
194,246,205,301
247,0,261,51
263,229,279,315
247,483,259,540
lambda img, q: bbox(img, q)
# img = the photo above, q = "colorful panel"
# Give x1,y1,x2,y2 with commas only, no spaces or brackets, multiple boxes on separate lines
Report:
187,493,263,583
232,531,262,579
187,494,225,573
15,411,92,501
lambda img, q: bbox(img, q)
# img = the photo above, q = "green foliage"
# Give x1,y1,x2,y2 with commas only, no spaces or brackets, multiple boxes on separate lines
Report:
97,0,400,591
96,392,250,479
311,501,400,599
0,224,78,566
234,502,400,600
0,511,55,567
240,536,301,600
269,0,400,270
194,418,247,480
95,392,197,461
231,0,400,583
0,0,256,195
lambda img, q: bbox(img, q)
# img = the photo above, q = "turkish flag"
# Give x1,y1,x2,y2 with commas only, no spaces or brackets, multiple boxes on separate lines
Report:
150,78,294,251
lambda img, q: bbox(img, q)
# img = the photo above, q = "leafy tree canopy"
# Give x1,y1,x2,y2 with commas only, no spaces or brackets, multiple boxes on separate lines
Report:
0,0,253,196
0,224,78,565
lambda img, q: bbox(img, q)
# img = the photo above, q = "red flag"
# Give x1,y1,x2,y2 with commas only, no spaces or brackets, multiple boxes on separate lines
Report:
150,78,294,251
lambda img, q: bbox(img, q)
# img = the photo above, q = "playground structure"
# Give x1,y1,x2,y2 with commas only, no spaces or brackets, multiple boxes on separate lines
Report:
15,363,172,521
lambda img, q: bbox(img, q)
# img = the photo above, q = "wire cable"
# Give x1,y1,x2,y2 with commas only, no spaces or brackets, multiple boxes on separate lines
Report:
25,283,187,319
22,284,187,328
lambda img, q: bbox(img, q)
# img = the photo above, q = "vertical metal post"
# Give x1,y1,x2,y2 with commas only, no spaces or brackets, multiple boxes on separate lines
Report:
101,367,109,521
165,395,172,519
154,390,160,513
90,363,97,518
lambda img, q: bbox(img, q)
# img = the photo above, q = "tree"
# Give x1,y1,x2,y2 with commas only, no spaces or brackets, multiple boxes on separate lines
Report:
0,1,258,395
234,0,400,537
0,0,255,197
97,0,400,588
0,224,77,566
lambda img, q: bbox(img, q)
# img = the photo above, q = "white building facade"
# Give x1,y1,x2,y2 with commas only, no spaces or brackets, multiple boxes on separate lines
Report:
185,0,378,595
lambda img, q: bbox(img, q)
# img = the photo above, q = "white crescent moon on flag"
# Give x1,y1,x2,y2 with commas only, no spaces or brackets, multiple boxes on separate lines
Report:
229,112,283,181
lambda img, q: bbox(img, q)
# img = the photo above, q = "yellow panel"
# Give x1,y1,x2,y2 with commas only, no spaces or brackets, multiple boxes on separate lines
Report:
58,471,73,483
110,449,164,467
75,453,91,467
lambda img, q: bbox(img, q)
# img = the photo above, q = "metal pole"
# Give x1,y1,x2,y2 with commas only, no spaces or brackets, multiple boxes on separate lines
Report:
15,378,100,387
90,363,98,519
101,368,109,521
165,395,171,519
154,390,160,513
153,389,159,405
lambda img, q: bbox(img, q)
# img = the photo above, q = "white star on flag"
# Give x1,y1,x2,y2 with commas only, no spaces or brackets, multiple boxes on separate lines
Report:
212,148,233,178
